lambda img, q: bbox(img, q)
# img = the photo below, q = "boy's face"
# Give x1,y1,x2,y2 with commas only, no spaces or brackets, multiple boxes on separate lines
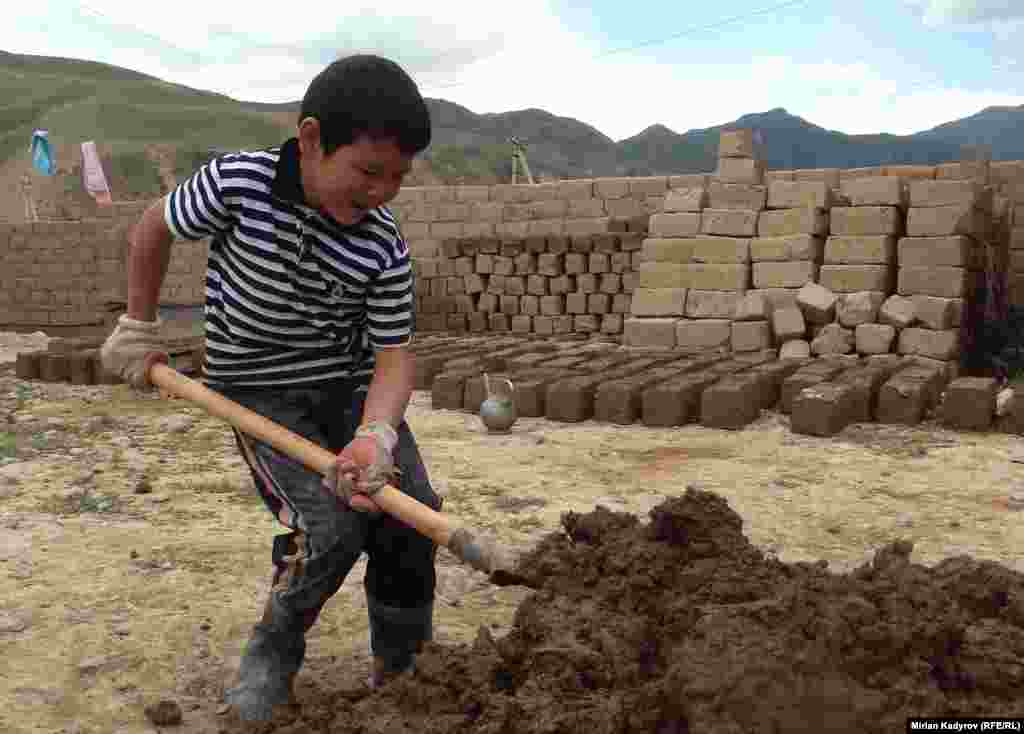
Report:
297,117,414,226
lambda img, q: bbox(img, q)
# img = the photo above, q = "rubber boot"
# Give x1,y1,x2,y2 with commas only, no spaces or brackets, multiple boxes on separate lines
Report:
225,595,308,722
366,598,433,689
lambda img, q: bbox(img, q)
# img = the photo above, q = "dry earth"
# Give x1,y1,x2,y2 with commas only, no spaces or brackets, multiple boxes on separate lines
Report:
1,333,1023,733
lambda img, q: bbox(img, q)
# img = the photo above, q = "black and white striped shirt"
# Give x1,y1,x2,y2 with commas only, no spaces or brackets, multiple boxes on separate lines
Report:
164,138,414,389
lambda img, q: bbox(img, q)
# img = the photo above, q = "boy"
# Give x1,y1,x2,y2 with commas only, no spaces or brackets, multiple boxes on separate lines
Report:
100,55,441,722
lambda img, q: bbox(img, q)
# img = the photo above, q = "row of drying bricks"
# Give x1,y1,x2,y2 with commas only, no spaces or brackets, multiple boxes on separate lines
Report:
408,335,947,435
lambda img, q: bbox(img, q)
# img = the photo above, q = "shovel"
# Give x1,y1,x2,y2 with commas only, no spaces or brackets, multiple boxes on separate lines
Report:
146,357,530,586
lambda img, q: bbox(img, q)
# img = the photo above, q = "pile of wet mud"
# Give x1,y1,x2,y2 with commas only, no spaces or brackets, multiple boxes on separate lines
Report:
228,488,1024,733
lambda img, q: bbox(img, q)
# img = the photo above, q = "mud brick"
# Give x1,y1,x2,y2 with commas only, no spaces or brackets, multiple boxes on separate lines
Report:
830,206,903,236
569,236,594,254
454,295,477,314
476,253,494,273
500,241,525,257
520,295,540,316
441,239,462,258
453,256,474,276
686,290,743,319
757,208,829,237
750,234,824,262
526,275,548,296
779,361,849,413
601,314,624,334
95,355,122,384
539,295,565,316
839,177,908,208
578,273,599,294
897,266,974,299
908,179,993,210
564,252,587,275
429,278,448,298
752,261,819,288
911,295,956,330
876,365,945,425
623,317,679,348
464,274,487,294
642,237,697,263
550,315,574,334
609,252,630,274
639,372,715,427
537,253,563,276
790,382,856,436
906,205,989,238
15,350,42,380
588,293,611,314
515,253,537,274
594,357,705,424
819,265,893,293
524,235,548,254
824,235,897,264
719,129,755,157
700,374,763,429
717,157,765,184
834,365,896,422
490,313,510,331
836,292,885,327
443,313,469,332
728,320,770,352
689,236,751,264
38,353,71,382
700,209,759,237
592,234,620,253
446,276,466,295
941,376,998,430
797,282,838,323
772,306,806,342
855,323,896,354
744,359,810,409
612,294,632,314
649,212,702,237
707,182,767,211
66,349,95,385
510,315,533,334
468,313,488,332
493,256,515,276
588,252,610,273
500,295,520,316
432,368,482,409
766,180,834,210
621,272,638,293
679,264,750,290
477,293,498,312
600,273,622,294
676,319,731,350
549,275,575,295
897,236,978,268
898,327,959,361
504,276,526,296
546,358,666,422
663,187,709,213
573,315,601,333
565,292,588,314
632,287,688,316
486,275,505,295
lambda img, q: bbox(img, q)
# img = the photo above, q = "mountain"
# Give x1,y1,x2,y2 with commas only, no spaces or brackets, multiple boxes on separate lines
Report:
2,49,1022,211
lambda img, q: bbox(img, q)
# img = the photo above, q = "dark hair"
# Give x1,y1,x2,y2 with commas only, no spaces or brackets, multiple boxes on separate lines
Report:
299,55,431,157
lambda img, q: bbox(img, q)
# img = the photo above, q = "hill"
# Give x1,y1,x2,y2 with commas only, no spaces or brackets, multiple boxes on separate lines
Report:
1,49,1022,219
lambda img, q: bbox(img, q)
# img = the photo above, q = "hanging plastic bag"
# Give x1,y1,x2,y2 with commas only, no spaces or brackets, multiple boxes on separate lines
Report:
31,130,56,176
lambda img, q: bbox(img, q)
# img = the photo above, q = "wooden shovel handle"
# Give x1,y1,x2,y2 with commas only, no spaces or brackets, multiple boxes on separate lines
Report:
147,360,456,548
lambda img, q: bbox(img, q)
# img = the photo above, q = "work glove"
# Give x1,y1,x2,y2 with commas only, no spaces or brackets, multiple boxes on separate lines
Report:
324,421,401,514
99,314,169,389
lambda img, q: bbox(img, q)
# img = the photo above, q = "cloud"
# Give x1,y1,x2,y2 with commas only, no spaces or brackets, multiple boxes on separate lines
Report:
906,0,1024,25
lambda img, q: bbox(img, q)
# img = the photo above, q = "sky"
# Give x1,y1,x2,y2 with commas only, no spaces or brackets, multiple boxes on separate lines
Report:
6,0,1024,142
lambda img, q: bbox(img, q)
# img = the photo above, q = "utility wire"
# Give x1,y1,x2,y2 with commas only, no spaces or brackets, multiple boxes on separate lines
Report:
418,0,814,91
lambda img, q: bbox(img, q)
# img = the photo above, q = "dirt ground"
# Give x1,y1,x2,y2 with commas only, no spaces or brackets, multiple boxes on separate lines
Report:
2,347,1024,733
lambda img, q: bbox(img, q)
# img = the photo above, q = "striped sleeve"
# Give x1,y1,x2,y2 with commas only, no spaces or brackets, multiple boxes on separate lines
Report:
164,155,236,241
366,233,415,348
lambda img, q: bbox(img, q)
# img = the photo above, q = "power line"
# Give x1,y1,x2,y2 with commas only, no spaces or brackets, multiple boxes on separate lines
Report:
418,0,814,91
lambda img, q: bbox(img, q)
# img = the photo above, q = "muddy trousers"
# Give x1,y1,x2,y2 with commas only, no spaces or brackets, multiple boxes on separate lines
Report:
209,380,441,717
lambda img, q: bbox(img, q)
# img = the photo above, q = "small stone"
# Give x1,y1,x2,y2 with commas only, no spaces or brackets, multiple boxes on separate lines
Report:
949,520,961,529
199,621,212,631
130,550,139,559
826,525,841,535
1008,491,1024,511
144,699,183,727
895,513,914,528
68,448,86,457
158,415,195,434
0,609,30,634
996,388,1015,417
133,477,153,495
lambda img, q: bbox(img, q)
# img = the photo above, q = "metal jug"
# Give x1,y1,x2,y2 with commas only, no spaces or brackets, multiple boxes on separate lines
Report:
480,373,517,433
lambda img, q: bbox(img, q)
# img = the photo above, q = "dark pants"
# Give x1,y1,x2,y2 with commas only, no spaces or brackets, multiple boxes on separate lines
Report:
210,379,442,673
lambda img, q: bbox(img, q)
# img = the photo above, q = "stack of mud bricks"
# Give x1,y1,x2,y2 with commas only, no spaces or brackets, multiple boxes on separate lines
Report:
623,129,764,352
403,177,667,338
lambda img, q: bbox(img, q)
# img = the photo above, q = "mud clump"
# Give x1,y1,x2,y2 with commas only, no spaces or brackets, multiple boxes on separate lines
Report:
221,487,1024,733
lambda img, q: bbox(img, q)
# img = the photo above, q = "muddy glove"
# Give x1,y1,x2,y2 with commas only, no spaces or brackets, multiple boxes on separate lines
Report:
99,315,169,389
323,421,401,514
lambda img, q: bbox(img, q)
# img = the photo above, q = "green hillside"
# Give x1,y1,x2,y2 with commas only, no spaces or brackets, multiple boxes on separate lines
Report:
0,51,291,199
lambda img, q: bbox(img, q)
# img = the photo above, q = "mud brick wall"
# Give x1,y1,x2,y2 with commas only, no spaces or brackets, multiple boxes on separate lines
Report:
0,214,209,329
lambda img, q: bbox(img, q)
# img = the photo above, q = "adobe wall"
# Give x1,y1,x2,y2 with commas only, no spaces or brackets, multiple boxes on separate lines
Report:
2,152,1022,351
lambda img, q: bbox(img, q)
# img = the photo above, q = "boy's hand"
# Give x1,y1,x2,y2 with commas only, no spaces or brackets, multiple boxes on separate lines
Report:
100,315,169,388
324,423,400,514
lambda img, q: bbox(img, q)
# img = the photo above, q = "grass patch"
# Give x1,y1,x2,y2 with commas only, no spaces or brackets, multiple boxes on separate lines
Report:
39,487,122,516
0,431,16,459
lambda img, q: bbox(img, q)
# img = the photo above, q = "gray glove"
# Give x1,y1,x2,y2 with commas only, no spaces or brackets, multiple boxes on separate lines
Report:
322,422,401,513
99,315,168,388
